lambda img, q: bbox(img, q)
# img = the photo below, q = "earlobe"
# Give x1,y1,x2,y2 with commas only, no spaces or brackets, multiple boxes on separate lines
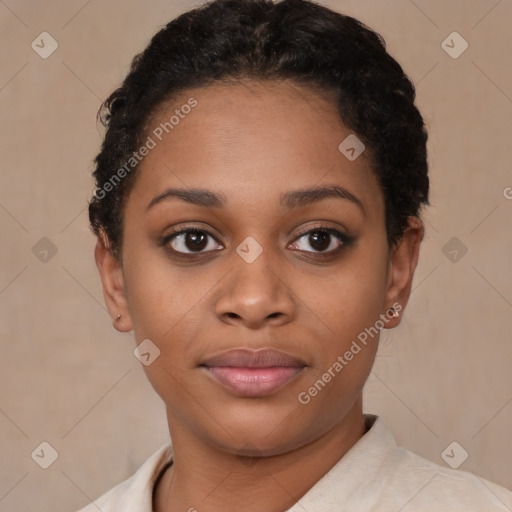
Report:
94,233,133,332
383,217,424,328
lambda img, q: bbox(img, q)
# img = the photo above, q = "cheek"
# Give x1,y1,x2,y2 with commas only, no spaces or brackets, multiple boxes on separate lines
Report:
123,245,203,338
296,270,383,385
294,248,389,346
122,247,225,386
293,255,388,423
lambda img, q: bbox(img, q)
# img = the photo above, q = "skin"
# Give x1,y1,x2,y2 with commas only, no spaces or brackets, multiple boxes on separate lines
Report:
95,79,423,512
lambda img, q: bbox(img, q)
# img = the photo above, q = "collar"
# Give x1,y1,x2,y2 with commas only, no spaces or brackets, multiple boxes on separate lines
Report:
114,414,395,511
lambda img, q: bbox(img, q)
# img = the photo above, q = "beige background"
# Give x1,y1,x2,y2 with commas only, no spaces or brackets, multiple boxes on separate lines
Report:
1,0,511,510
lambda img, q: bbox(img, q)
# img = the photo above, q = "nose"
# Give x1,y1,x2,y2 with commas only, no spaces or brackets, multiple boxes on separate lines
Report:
214,246,296,329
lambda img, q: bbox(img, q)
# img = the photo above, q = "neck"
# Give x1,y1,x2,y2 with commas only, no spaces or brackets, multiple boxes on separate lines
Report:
154,398,367,512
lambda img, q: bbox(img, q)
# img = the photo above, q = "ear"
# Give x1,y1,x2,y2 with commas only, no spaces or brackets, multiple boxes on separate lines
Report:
383,216,424,328
94,231,133,332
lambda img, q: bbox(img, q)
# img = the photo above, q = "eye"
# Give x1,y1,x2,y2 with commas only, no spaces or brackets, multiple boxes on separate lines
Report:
289,226,351,254
160,224,354,259
163,228,223,255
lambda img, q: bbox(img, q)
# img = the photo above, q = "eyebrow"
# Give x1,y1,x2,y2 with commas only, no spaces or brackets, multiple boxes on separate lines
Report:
146,184,365,214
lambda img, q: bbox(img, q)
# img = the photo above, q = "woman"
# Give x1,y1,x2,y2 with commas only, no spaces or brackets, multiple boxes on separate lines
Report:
79,0,512,510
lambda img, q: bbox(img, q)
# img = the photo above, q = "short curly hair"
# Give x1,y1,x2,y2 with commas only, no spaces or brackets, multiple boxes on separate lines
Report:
89,0,429,258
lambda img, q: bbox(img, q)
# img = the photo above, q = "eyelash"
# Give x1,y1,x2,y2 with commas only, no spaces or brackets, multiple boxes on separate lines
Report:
160,224,354,260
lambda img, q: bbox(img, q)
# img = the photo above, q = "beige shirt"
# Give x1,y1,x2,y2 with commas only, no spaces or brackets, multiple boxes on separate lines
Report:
76,415,512,511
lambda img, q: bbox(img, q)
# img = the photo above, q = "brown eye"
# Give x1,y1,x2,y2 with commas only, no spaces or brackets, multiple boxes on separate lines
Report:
290,227,350,254
165,229,223,255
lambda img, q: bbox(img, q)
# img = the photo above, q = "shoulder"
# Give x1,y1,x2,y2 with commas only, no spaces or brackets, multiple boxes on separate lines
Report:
75,443,173,512
321,415,512,511
376,434,512,511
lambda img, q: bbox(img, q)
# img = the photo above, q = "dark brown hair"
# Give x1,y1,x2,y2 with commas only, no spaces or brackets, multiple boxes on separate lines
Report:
89,0,429,257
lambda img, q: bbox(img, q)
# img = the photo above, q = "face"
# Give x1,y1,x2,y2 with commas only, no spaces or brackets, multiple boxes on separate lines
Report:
97,79,421,457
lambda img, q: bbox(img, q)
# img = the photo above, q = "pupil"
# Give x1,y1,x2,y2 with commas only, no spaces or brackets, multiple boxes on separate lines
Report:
311,232,329,251
187,232,207,251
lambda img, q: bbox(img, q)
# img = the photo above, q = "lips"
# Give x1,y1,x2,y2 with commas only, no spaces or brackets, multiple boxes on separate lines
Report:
201,348,306,368
200,348,307,397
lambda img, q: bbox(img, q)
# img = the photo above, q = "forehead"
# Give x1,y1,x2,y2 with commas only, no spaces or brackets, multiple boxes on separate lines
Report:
130,79,384,221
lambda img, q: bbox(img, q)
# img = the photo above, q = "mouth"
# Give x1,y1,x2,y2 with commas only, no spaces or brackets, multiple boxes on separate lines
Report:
199,348,307,397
